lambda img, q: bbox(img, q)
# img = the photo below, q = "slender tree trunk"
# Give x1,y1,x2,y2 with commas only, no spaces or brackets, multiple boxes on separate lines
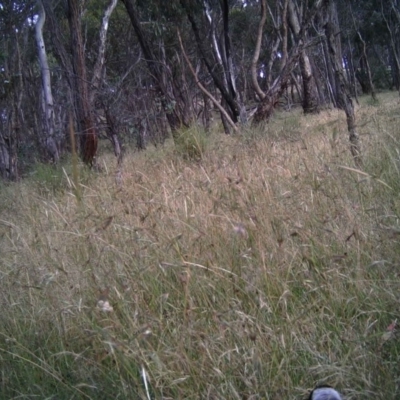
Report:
177,30,238,133
180,0,243,130
42,0,76,135
309,56,326,106
344,36,358,101
202,93,211,131
35,0,59,162
253,0,324,123
355,54,373,95
104,106,122,163
67,0,98,165
389,46,400,90
90,0,118,105
324,0,362,166
321,38,337,106
288,0,319,114
253,53,301,123
251,0,267,100
0,131,10,179
220,0,247,123
299,50,320,113
350,4,376,100
385,0,400,95
160,42,193,127
280,0,289,70
121,0,186,139
90,0,123,166
370,45,391,88
10,29,24,180
265,37,281,90
290,72,303,103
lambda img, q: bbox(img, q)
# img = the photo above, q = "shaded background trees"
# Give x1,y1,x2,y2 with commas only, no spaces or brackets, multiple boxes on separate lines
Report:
0,0,398,179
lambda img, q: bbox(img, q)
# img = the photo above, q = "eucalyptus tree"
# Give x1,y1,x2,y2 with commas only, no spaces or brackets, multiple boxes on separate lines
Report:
252,0,325,123
322,0,362,165
288,0,320,113
38,0,121,165
35,0,60,162
90,0,118,105
179,0,247,133
67,0,98,165
121,0,196,139
0,0,393,179
334,0,384,99
88,0,122,161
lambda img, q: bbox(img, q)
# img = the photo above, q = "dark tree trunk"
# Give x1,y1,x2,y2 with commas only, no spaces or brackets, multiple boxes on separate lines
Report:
382,0,400,95
160,42,194,128
201,94,211,132
290,72,303,103
322,37,337,106
220,0,247,123
180,0,244,130
121,0,188,139
253,0,324,123
288,0,319,114
344,35,358,101
299,50,320,113
3,29,25,181
355,60,372,95
0,131,10,179
42,0,74,90
253,93,280,123
389,46,400,90
353,28,376,100
323,0,361,166
309,55,328,106
104,106,123,164
67,0,97,165
253,54,300,123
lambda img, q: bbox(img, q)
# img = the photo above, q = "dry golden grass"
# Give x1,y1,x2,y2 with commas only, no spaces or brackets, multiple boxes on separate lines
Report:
0,92,399,399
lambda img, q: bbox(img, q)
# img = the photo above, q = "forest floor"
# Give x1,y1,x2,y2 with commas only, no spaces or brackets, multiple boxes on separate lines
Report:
1,92,400,399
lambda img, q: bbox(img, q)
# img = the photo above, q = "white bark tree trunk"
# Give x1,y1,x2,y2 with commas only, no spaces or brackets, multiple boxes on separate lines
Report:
90,0,118,105
35,0,59,162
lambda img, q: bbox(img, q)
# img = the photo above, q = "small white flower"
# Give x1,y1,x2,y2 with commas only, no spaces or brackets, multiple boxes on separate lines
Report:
97,300,114,312
233,223,247,237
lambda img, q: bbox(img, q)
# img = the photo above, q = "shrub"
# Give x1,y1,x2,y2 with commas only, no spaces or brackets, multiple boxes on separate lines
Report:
174,125,208,161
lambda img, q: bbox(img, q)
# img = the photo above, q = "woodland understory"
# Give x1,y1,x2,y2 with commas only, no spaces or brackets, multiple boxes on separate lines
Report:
1,0,399,176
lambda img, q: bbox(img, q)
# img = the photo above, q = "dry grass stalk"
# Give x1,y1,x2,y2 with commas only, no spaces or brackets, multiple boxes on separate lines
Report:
0,93,399,399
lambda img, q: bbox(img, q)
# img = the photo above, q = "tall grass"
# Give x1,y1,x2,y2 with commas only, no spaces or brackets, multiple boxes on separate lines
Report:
1,93,399,399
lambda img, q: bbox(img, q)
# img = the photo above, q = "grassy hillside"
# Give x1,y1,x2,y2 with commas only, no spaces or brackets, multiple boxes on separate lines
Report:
1,93,400,399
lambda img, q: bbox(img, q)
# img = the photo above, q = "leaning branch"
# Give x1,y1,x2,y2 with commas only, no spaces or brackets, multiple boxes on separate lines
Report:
177,29,238,133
